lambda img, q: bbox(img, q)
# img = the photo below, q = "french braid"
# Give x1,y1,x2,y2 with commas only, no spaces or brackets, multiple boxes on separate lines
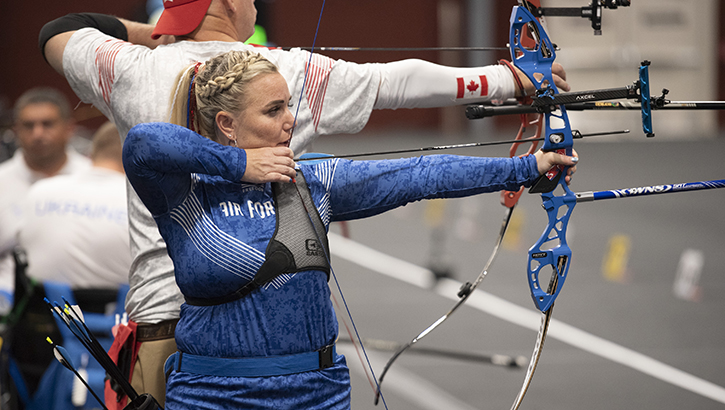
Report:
169,50,278,143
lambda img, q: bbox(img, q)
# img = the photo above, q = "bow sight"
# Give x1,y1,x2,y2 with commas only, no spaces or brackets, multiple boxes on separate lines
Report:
522,0,631,35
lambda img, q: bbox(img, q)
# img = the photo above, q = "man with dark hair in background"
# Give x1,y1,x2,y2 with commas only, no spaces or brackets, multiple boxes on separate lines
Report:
19,121,130,292
0,87,90,313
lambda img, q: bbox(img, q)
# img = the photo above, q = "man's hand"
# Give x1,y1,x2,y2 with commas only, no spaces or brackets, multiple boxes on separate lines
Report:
514,62,570,96
121,19,174,48
241,147,297,184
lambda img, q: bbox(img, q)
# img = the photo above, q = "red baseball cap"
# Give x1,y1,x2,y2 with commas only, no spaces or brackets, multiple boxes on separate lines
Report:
151,0,213,39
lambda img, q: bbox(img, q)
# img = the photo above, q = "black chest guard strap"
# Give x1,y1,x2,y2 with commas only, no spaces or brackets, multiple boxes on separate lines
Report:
185,171,330,306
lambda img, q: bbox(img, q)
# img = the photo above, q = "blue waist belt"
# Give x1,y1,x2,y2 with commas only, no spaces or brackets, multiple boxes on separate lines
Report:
164,345,337,378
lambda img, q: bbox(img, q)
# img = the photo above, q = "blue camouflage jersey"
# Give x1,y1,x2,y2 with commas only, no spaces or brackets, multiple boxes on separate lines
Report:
122,122,539,409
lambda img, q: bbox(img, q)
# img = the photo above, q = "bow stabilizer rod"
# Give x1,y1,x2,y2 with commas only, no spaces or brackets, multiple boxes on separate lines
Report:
565,100,725,111
466,60,657,137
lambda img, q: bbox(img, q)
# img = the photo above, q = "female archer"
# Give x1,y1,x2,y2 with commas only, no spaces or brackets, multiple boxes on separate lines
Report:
122,50,577,409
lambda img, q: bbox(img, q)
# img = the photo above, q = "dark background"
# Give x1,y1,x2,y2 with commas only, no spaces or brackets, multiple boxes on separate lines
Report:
5,1,724,136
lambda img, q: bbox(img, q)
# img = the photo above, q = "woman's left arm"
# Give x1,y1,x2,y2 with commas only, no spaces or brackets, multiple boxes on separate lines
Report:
319,154,539,221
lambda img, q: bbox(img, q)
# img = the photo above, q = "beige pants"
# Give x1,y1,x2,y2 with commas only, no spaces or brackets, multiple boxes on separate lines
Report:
130,337,177,407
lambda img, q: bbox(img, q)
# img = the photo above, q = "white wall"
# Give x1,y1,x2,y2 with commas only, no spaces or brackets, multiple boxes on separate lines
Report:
542,0,718,140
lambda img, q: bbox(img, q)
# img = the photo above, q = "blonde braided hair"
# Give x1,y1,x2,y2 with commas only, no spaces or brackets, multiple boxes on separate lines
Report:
169,50,279,143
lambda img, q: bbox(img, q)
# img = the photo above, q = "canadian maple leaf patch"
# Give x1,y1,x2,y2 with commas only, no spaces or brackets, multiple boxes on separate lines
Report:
456,75,489,99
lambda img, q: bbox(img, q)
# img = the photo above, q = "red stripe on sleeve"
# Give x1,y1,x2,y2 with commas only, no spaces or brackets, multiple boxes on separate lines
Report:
456,77,465,99
479,75,488,96
94,39,128,107
303,53,334,131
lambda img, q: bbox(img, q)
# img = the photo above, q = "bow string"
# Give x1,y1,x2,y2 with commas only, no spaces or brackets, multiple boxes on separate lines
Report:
289,1,392,408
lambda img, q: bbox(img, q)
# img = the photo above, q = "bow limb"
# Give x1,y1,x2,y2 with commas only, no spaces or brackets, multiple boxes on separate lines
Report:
374,191,516,405
509,296,555,410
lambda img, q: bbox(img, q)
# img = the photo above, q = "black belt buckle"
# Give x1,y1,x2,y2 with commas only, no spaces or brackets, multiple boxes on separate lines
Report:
318,345,334,369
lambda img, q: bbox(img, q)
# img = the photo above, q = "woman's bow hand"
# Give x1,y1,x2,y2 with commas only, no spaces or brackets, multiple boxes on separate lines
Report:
533,149,578,185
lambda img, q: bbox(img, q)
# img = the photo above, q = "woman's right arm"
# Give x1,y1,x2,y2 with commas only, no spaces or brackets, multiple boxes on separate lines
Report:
122,123,247,215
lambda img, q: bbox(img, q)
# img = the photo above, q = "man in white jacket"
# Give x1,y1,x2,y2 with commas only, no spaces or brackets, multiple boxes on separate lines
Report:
20,121,130,291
